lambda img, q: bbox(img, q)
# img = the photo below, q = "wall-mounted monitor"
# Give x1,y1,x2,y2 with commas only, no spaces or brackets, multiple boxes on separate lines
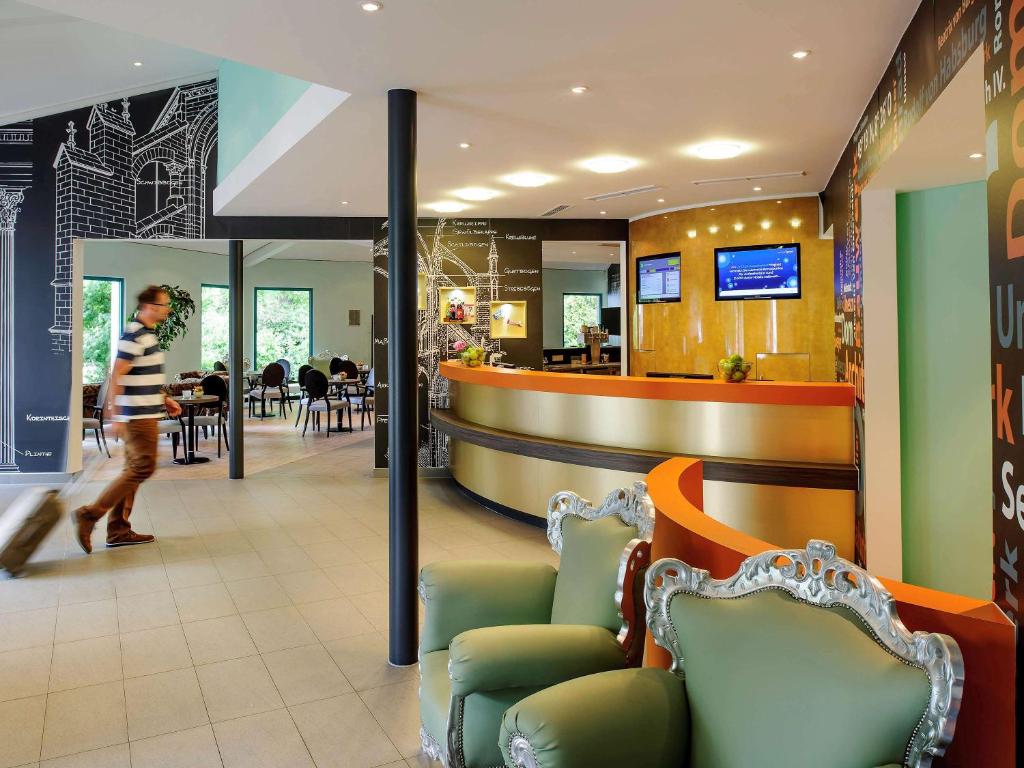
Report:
637,252,681,304
714,243,801,301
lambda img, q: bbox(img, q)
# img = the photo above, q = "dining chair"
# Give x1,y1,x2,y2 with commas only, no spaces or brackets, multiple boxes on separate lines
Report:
301,370,351,436
82,379,111,458
329,357,344,376
248,362,288,419
294,364,314,427
347,368,375,430
192,374,230,457
156,413,185,461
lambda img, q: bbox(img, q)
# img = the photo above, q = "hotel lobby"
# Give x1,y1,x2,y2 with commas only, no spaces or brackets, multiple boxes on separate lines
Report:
0,1,1017,766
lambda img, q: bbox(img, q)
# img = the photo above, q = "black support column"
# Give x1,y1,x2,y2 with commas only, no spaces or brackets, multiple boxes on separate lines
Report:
228,240,244,480
387,88,418,666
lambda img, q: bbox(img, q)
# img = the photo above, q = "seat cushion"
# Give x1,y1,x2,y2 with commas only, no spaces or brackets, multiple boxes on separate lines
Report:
308,400,346,412
82,418,100,429
550,515,638,632
669,588,930,768
156,419,182,433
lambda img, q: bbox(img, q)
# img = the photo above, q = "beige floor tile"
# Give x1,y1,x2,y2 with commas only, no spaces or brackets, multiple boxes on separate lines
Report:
0,576,60,614
196,655,283,723
213,709,314,768
0,646,51,702
256,546,317,575
290,693,401,768
0,607,56,653
40,743,130,768
53,599,117,644
164,558,222,590
241,607,317,653
274,570,342,604
111,565,169,598
58,573,116,607
213,552,269,582
41,681,126,760
323,633,417,692
172,583,236,623
225,576,290,613
182,615,257,666
204,533,254,558
322,563,388,596
124,668,208,741
287,525,335,546
115,591,179,634
129,725,222,768
348,589,393,631
120,625,192,678
242,529,293,552
261,645,352,706
48,635,122,692
0,694,45,768
359,679,422,757
301,539,361,568
297,597,374,642
156,537,209,564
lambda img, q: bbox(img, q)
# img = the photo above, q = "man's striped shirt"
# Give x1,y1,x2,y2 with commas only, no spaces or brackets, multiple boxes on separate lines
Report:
114,321,165,420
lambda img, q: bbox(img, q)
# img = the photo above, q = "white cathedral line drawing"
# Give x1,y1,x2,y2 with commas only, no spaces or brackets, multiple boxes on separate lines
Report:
49,80,217,353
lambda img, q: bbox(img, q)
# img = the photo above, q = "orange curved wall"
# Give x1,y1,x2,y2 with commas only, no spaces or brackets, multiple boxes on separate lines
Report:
643,457,1015,768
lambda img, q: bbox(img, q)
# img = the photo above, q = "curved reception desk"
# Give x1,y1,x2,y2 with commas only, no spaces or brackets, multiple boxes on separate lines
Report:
436,361,859,558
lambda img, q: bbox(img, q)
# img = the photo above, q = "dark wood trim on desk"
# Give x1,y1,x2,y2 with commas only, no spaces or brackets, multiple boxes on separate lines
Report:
431,408,859,491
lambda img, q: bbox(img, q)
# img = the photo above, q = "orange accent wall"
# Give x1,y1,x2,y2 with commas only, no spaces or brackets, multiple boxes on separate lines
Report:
629,196,835,380
644,457,1016,768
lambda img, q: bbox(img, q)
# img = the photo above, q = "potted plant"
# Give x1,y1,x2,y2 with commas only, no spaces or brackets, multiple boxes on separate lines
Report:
155,284,196,351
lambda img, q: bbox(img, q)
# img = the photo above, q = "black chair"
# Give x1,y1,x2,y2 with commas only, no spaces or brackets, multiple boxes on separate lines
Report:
329,357,344,376
192,374,230,457
248,362,287,419
82,379,111,457
302,370,351,436
335,359,360,381
213,360,227,372
276,358,292,381
293,364,314,428
347,368,375,430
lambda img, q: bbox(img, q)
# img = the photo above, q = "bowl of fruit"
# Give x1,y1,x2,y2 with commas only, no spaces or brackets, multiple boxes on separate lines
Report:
718,354,752,383
460,345,486,368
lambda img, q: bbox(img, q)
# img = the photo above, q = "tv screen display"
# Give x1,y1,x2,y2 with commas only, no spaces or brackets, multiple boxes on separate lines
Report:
637,252,681,304
715,243,801,301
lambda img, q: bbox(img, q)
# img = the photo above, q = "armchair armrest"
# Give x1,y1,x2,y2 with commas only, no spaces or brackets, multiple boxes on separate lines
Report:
448,624,625,696
419,560,557,654
500,668,688,768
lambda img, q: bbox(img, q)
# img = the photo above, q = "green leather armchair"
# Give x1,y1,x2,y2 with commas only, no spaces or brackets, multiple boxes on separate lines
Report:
419,482,655,768
499,540,964,768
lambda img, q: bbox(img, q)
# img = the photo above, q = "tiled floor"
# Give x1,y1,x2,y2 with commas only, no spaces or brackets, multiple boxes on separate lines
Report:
0,421,556,768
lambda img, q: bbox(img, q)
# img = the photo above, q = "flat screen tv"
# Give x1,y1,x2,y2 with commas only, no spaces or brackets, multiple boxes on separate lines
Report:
714,243,801,301
637,252,681,304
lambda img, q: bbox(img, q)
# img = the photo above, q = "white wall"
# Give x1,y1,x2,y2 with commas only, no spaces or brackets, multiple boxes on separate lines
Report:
82,241,373,380
542,268,609,348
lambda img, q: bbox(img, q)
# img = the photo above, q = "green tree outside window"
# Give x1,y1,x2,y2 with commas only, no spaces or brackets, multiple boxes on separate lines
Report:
82,277,123,384
562,293,601,347
201,284,229,369
255,288,312,369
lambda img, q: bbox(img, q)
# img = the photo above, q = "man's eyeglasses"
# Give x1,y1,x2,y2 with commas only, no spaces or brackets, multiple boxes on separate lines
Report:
149,302,171,307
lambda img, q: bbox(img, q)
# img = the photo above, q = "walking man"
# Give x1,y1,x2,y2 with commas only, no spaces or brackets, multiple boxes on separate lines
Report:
74,285,181,553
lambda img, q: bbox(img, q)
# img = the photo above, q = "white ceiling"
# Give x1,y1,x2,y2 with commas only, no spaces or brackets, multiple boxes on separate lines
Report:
0,0,218,124
868,48,985,193
542,241,621,270
19,0,919,219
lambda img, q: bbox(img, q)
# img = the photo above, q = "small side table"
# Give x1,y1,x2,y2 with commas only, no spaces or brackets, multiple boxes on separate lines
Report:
171,394,220,465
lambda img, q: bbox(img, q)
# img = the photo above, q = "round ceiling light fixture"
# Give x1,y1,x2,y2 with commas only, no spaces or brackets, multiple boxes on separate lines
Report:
428,201,468,213
690,141,746,160
454,187,498,201
361,1,382,11
753,186,762,192
581,155,637,174
502,171,554,188
792,50,811,60
133,61,143,67
600,210,608,215
571,85,589,94
340,201,349,205
969,152,984,159
657,198,665,203
459,142,471,149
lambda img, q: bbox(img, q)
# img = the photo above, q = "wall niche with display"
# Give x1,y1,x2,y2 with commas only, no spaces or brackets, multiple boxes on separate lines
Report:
490,300,527,339
439,286,476,324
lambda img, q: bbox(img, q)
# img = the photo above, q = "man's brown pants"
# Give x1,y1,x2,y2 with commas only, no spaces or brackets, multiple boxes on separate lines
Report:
82,419,158,539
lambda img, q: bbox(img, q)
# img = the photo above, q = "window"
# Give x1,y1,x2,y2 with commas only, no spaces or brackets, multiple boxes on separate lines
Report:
82,277,123,384
201,284,229,370
562,293,601,347
254,287,312,369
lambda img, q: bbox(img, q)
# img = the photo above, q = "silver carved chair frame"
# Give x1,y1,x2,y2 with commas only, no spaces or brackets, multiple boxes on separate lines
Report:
643,540,964,768
419,481,656,768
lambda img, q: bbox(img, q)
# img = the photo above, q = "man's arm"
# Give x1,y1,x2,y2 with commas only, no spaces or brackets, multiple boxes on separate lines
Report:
105,357,133,422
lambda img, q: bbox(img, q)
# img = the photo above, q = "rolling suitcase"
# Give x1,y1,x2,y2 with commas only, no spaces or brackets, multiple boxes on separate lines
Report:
0,455,104,576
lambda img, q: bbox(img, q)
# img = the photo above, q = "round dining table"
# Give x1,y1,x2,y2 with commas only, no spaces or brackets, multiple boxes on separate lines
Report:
170,393,220,465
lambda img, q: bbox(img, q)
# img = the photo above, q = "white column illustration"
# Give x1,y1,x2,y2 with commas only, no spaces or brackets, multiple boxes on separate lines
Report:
0,187,24,471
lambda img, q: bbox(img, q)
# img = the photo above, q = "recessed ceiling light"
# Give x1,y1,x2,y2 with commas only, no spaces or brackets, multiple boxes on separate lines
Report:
776,200,783,204
792,50,811,60
502,171,554,188
428,201,467,213
733,223,744,232
969,152,984,159
790,218,802,228
657,198,665,203
691,141,746,160
709,225,719,234
687,230,697,238
581,155,637,174
361,1,382,11
753,186,763,192
571,85,588,94
133,61,143,67
340,201,349,205
761,220,771,230
459,142,471,149
571,251,577,254
454,187,498,201
600,211,608,215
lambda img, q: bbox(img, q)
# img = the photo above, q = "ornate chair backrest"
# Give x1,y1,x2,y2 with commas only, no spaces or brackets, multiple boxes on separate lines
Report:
304,369,329,400
547,481,655,665
261,363,285,388
645,540,964,768
200,374,227,408
275,358,291,380
337,359,360,380
329,357,344,375
297,364,313,391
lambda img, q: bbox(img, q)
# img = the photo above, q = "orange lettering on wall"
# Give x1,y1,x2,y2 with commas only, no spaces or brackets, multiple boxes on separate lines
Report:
1007,178,1024,260
1011,0,1024,94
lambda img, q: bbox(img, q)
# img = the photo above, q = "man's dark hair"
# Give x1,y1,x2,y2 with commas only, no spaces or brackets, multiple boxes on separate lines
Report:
137,285,167,308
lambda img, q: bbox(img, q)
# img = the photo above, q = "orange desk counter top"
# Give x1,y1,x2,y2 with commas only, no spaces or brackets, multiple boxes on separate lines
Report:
439,361,855,407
